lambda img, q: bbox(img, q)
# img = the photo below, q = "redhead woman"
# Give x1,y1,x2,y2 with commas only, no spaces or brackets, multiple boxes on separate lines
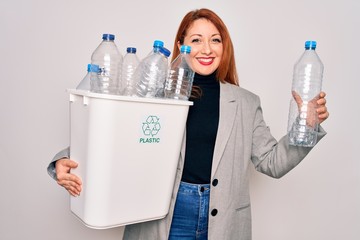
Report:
48,8,329,240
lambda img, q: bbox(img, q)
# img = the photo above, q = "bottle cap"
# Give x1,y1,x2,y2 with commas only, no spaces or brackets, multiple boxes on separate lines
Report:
159,47,171,57
305,40,317,50
88,64,100,73
153,40,164,48
180,45,191,53
102,34,115,41
87,64,92,72
127,47,137,53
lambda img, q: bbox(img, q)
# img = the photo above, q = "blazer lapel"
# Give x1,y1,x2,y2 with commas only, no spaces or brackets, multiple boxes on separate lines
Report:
211,82,238,178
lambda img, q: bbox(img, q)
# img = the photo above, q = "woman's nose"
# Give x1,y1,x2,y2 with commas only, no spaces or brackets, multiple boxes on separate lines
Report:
201,41,212,54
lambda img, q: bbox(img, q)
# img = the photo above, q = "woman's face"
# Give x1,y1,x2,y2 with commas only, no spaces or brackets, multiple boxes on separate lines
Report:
181,18,223,76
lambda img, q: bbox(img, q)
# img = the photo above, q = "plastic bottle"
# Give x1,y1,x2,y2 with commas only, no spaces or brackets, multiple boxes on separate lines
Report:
133,46,171,98
121,47,140,96
164,45,195,100
90,33,123,95
76,64,100,91
287,40,324,147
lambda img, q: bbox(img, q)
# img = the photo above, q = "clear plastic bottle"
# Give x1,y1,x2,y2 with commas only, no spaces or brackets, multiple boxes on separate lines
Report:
76,64,100,91
90,33,123,95
121,47,140,96
287,40,324,147
133,46,171,98
164,45,195,100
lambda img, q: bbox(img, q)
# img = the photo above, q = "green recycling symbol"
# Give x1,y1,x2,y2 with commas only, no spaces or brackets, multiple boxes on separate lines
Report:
142,116,161,137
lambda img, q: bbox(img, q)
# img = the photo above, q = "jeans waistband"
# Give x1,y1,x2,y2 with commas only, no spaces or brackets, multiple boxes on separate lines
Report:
178,181,210,196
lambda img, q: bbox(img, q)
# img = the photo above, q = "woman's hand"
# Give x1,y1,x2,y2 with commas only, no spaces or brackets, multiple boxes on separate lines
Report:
315,92,329,124
56,158,82,197
292,91,329,126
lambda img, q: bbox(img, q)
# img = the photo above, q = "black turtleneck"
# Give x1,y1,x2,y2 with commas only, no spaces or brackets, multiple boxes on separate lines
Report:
181,72,220,184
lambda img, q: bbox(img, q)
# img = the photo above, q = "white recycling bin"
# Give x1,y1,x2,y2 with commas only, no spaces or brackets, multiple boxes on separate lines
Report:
68,89,192,229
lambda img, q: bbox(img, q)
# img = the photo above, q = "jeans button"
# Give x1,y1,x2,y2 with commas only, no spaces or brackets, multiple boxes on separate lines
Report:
200,186,205,192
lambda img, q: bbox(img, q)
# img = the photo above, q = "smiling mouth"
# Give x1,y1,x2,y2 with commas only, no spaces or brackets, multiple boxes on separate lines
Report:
197,57,214,66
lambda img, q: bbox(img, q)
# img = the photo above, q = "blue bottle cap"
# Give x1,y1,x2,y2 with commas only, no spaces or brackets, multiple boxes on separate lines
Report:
153,40,164,48
88,64,100,73
305,40,317,50
159,47,171,57
180,45,191,53
102,34,115,41
127,47,137,53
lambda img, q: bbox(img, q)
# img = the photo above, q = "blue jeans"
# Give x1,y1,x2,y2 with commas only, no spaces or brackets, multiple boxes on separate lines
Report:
168,181,210,240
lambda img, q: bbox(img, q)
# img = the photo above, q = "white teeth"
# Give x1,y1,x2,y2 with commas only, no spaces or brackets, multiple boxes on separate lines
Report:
198,58,213,63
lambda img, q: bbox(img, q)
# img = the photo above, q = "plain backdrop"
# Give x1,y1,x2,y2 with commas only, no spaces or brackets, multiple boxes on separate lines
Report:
0,0,359,239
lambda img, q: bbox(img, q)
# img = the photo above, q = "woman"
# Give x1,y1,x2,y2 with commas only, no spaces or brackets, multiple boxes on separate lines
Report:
48,8,329,240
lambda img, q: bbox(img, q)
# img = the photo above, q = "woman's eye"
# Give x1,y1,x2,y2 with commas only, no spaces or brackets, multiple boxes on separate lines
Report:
212,38,222,43
191,38,200,43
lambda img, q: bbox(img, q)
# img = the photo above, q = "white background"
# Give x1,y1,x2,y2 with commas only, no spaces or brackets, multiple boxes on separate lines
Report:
0,0,359,239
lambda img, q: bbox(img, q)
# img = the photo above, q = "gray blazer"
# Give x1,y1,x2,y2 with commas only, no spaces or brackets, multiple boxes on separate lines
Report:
48,82,326,240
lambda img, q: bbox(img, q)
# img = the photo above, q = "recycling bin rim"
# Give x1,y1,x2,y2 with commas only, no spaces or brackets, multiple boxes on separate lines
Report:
67,89,193,106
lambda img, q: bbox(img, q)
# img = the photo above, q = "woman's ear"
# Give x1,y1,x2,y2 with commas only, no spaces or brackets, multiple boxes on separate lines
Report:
177,41,181,49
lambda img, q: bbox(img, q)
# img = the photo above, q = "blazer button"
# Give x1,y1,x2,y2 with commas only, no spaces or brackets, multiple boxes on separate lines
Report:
212,179,218,186
211,209,218,216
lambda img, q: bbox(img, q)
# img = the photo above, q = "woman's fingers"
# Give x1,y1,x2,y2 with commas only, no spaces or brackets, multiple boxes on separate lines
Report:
316,93,326,105
57,177,82,196
66,181,82,196
61,182,80,197
57,158,78,170
60,177,82,191
55,158,82,196
291,90,329,125
292,91,303,107
315,91,329,124
56,168,82,184
317,106,329,123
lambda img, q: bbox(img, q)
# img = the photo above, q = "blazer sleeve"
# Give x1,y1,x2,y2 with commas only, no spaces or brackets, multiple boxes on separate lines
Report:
250,97,327,178
47,147,70,180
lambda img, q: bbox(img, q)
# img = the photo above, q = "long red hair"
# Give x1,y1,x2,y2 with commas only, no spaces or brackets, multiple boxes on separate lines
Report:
172,8,239,85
